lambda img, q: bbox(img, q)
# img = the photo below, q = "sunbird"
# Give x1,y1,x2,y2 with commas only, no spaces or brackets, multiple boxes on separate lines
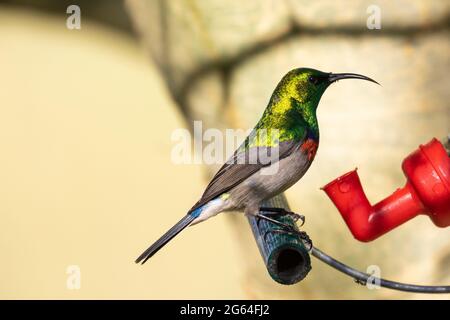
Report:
136,68,378,264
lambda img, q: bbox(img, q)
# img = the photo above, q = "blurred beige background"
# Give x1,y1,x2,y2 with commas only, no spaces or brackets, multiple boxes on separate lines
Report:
0,0,449,299
0,6,244,299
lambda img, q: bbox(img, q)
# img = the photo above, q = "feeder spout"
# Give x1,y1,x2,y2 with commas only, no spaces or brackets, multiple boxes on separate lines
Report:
322,138,450,242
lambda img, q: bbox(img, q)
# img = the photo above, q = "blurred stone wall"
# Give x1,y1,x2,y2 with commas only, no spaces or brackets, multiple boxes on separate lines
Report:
126,0,450,299
0,0,134,32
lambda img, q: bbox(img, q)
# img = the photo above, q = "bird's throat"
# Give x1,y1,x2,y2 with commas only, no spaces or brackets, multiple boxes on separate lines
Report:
256,98,319,144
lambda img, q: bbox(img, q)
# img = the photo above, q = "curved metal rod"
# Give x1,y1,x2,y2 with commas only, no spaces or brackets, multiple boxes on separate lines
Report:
311,246,450,294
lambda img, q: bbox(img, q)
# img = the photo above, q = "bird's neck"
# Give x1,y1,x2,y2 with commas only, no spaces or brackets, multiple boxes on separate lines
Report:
256,97,319,143
299,104,320,141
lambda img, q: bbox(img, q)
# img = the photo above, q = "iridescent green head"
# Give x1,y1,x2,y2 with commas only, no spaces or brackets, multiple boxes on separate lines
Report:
257,68,378,142
272,67,378,108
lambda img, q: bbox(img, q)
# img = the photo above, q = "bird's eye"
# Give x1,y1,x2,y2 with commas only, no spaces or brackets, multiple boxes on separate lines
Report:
308,76,319,85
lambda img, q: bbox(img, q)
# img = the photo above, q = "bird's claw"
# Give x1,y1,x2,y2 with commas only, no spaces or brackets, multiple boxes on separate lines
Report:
255,208,312,250
299,231,313,251
293,213,305,226
259,207,306,226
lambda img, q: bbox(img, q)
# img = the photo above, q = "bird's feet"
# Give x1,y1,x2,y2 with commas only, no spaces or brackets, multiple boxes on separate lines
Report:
259,207,305,226
255,207,311,250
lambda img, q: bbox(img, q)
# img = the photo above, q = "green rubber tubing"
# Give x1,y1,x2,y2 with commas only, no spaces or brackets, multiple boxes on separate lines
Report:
247,194,311,285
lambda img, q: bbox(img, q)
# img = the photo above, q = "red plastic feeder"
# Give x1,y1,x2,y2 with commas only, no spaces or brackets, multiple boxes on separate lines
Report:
322,138,450,242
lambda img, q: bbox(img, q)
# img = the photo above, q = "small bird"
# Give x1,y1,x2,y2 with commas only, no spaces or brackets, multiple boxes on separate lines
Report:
136,68,378,264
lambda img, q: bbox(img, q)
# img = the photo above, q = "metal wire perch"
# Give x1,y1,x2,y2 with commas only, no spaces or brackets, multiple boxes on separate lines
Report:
248,194,450,293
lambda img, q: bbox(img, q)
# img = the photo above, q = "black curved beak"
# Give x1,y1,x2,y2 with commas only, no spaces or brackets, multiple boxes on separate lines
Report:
328,72,379,85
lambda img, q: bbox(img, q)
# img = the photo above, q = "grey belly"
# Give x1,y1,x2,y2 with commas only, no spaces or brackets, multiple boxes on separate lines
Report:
227,148,312,211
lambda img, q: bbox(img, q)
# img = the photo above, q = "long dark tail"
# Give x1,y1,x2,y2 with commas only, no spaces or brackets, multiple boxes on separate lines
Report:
135,214,196,264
